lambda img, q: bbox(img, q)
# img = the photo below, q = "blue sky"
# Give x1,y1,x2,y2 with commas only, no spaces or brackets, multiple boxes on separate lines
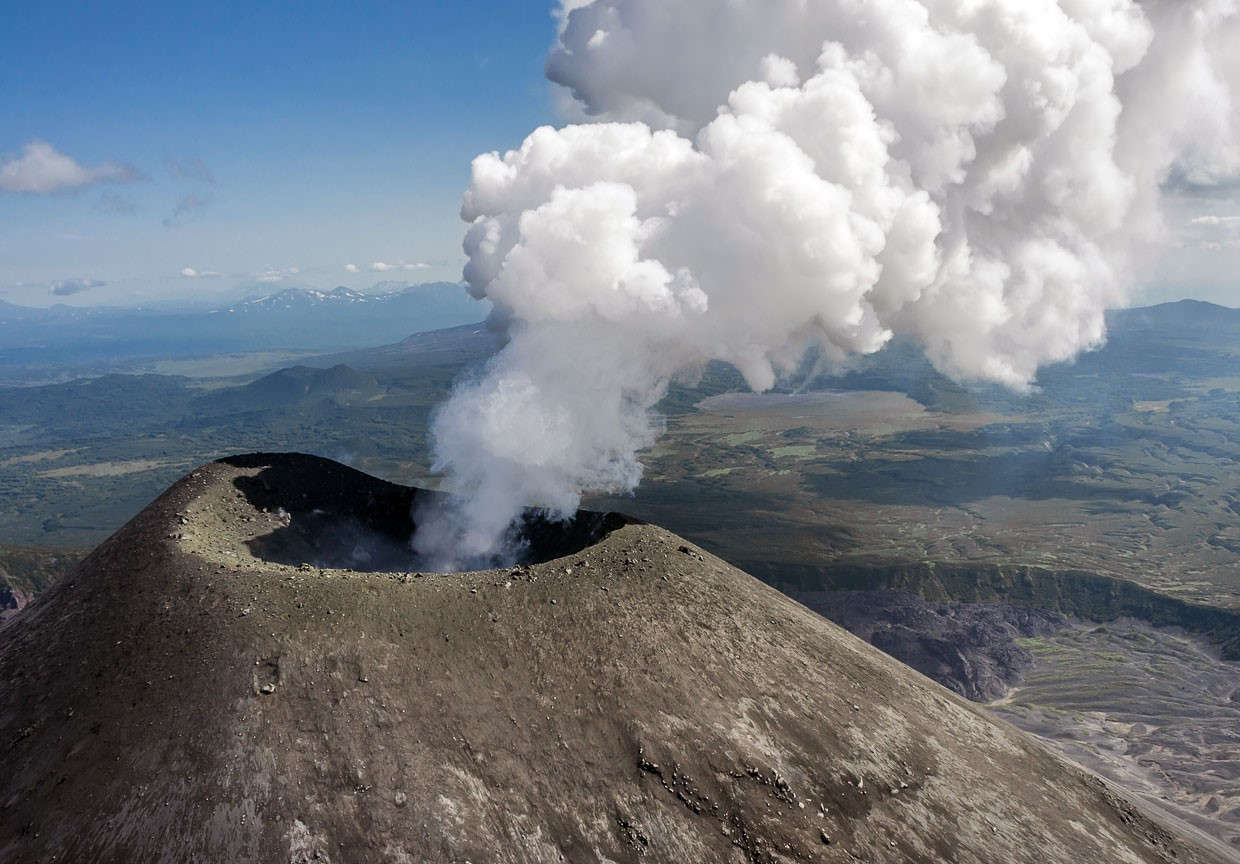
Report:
1,1,1236,308
0,1,559,306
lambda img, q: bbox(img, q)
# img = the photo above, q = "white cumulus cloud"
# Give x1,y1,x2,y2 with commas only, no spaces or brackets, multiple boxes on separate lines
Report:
0,141,136,194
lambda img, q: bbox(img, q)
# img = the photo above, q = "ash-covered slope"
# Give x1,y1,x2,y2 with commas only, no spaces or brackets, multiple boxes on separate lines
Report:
0,454,1225,863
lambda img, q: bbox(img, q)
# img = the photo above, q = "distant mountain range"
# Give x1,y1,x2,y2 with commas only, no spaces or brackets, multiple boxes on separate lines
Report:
0,282,490,374
216,284,414,313
1108,298,1240,332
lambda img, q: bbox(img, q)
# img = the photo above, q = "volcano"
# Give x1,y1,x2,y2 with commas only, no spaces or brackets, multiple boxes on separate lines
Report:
0,453,1226,863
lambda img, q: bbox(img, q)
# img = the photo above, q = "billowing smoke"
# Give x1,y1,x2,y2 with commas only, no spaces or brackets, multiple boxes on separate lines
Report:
413,0,1240,569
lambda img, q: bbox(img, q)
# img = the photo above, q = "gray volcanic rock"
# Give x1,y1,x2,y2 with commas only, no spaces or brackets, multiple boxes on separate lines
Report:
0,453,1227,863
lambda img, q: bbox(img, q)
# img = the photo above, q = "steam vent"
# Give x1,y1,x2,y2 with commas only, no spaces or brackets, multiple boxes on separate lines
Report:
0,453,1226,863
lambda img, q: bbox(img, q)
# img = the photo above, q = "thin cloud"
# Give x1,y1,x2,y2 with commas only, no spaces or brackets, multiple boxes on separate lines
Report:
255,265,301,283
1163,164,1240,199
96,190,138,214
49,278,106,296
369,260,432,272
180,267,222,278
344,263,359,273
166,154,216,185
0,141,136,194
1182,214,1240,248
163,193,209,228
1190,215,1240,226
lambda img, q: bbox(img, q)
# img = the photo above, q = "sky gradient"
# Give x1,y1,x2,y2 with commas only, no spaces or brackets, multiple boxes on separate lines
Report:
1,1,1236,308
1,1,558,306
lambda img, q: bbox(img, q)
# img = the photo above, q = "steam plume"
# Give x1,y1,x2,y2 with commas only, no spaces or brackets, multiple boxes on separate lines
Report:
414,0,1240,569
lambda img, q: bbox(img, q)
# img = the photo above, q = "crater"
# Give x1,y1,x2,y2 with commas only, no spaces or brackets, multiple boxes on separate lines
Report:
218,453,629,572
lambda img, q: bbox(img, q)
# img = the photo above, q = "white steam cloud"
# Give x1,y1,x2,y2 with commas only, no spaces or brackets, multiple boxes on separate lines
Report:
414,0,1240,569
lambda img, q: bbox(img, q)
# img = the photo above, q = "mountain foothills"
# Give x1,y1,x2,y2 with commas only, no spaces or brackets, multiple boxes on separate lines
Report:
2,300,1239,855
0,453,1228,863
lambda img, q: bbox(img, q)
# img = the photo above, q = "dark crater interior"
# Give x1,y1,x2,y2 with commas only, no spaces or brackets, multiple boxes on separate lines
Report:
221,453,630,572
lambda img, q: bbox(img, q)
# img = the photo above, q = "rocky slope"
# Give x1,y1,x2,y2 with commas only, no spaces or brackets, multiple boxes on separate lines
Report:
0,453,1227,863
